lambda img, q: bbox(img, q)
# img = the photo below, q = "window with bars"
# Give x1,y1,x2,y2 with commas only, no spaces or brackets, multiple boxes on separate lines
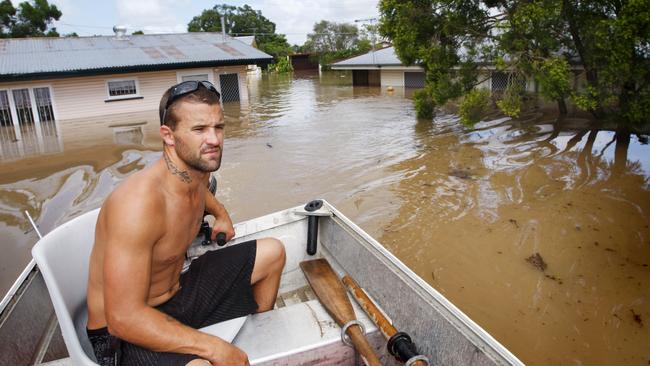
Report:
0,90,12,127
107,79,138,98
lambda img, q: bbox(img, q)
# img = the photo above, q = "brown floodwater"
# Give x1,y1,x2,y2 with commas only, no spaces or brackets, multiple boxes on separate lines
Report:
1,71,648,365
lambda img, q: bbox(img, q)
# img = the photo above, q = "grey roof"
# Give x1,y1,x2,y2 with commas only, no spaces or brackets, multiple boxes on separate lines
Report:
234,36,255,46
0,32,272,81
332,46,405,67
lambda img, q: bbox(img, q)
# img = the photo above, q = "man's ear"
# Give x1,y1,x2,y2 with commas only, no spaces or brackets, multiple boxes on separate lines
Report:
160,125,175,146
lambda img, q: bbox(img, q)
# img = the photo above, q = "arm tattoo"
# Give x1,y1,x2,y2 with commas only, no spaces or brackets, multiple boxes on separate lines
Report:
163,152,192,184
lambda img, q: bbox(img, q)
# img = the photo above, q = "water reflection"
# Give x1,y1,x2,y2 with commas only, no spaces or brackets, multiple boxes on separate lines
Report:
0,72,648,365
382,113,650,366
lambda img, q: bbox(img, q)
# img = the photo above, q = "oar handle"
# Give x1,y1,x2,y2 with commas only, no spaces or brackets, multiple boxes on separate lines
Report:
342,275,398,339
342,275,429,366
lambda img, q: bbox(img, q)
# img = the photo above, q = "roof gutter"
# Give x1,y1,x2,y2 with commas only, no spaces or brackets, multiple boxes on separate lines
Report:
0,58,272,82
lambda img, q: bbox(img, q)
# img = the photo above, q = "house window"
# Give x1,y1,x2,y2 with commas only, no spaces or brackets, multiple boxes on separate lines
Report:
0,90,12,127
181,74,210,82
107,79,139,99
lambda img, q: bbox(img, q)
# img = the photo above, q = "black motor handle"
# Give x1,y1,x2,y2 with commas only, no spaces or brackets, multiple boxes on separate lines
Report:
200,222,227,247
216,232,227,246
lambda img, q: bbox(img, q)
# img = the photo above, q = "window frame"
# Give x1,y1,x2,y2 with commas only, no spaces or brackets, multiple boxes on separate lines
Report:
105,77,141,101
176,69,215,84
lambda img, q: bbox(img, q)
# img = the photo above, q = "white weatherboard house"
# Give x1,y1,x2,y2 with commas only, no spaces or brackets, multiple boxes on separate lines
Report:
331,46,426,89
0,31,272,131
332,46,587,96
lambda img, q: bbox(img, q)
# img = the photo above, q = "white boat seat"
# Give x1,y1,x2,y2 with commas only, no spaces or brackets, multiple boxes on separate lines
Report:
32,209,247,365
235,299,382,364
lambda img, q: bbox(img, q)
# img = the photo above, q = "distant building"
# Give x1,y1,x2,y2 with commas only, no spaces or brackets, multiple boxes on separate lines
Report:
330,46,425,88
0,31,273,126
289,53,319,71
332,46,586,95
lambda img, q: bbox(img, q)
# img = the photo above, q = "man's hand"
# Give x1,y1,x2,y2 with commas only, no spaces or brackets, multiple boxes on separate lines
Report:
211,214,235,242
207,342,249,366
204,190,235,242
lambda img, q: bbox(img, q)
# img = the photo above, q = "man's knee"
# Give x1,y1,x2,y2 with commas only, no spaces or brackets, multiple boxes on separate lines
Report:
256,237,286,273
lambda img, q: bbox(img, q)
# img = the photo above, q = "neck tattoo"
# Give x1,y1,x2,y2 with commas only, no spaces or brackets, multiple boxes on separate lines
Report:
163,152,192,184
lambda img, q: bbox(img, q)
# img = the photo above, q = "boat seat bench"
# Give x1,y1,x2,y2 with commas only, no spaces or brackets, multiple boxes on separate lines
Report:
234,298,388,365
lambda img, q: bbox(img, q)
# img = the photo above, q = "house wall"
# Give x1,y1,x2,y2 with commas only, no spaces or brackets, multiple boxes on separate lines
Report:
0,66,248,121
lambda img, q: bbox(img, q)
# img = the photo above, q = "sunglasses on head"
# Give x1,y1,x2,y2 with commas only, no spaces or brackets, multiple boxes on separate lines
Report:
161,80,221,125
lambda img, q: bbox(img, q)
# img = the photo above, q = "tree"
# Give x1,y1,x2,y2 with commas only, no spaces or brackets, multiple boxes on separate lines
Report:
132,30,144,35
303,21,372,67
379,0,650,126
0,0,61,38
188,4,291,59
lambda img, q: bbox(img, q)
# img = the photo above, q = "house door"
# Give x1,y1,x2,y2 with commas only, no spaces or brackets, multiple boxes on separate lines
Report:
404,72,425,88
219,73,240,102
352,70,369,86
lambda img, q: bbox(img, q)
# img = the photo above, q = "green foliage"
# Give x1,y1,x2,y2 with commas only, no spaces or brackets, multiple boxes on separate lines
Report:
459,89,491,126
303,20,372,67
132,30,144,35
268,56,293,73
188,4,291,59
570,85,601,112
379,0,650,127
496,84,523,118
0,0,61,38
536,58,571,102
413,89,436,119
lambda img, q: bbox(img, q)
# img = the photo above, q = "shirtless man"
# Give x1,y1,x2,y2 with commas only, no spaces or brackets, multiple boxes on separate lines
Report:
86,81,286,366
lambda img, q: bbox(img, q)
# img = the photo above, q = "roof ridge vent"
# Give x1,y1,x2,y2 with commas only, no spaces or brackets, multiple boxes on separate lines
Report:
113,25,128,40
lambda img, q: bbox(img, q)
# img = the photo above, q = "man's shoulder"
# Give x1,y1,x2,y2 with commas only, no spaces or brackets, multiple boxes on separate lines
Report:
104,167,166,218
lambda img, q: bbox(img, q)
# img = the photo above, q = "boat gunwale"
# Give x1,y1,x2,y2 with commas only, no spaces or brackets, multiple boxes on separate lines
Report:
319,201,524,366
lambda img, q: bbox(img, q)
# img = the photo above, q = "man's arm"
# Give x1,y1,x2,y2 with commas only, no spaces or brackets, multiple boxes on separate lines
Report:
204,190,235,241
101,193,245,365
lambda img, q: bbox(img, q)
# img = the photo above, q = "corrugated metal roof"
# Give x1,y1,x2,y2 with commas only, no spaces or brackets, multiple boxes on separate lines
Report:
234,36,255,47
0,32,272,79
332,46,403,67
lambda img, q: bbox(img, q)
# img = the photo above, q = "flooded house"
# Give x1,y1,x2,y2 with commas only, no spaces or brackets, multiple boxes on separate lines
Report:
0,29,272,161
331,46,586,95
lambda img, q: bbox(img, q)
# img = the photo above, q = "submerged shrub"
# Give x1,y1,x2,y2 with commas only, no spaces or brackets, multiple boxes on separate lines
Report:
496,83,523,118
459,89,490,126
414,89,436,119
268,57,294,73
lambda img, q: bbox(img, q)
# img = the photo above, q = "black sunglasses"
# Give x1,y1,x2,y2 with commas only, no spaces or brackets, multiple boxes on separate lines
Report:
160,80,221,125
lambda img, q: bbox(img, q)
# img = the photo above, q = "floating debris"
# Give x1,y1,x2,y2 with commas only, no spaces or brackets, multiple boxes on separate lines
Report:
526,253,547,272
266,143,273,148
448,169,473,180
631,309,643,327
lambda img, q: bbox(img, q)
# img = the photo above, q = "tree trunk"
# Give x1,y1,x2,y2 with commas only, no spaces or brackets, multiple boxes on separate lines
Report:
561,0,605,119
557,98,568,115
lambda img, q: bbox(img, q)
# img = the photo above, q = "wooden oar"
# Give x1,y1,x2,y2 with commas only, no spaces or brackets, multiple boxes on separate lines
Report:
300,259,382,366
342,275,429,366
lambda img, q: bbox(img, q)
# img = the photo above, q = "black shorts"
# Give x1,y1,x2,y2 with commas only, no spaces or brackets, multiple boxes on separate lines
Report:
87,240,258,366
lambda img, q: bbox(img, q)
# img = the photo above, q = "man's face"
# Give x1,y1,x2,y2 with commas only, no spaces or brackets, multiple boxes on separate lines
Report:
170,100,225,172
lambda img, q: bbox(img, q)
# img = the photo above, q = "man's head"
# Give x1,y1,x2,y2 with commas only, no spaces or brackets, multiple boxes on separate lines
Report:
159,81,225,173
